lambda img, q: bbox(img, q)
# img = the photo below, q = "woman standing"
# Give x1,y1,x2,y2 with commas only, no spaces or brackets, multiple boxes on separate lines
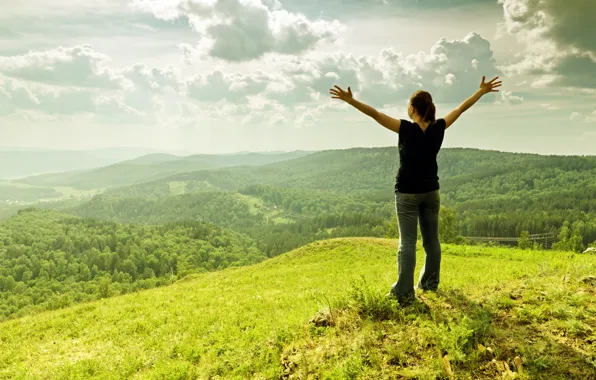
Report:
330,76,502,303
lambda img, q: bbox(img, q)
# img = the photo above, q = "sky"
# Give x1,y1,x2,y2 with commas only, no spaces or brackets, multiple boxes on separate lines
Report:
0,0,594,155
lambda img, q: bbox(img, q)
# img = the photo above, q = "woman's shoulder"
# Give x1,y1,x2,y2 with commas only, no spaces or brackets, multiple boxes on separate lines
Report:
400,119,414,130
433,118,446,128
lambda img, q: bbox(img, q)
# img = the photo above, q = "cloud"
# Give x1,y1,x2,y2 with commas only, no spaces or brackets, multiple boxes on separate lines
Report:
131,0,342,62
186,70,270,103
498,0,596,89
178,32,505,126
276,32,502,105
259,0,499,19
497,90,523,106
0,44,188,123
0,76,96,116
540,104,559,111
0,32,506,126
570,111,596,124
0,45,124,89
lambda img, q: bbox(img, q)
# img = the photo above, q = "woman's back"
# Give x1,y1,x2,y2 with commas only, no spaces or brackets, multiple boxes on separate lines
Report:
396,118,446,194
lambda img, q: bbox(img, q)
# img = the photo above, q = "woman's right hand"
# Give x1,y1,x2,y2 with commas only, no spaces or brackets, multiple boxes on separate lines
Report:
330,85,353,103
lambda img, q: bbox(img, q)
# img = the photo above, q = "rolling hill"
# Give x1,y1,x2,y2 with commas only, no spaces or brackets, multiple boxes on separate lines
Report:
17,151,314,190
91,148,596,244
1,238,595,379
0,148,163,179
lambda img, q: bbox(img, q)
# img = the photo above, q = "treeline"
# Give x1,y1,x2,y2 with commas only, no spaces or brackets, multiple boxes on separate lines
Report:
0,209,265,320
69,185,464,257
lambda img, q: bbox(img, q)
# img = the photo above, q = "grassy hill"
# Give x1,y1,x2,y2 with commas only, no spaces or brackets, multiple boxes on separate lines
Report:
1,238,595,379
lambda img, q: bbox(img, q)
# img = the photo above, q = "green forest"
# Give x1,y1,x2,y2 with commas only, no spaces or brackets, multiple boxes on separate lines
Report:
0,209,264,320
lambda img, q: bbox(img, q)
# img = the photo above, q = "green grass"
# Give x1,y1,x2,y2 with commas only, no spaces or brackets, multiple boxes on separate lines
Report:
1,238,595,379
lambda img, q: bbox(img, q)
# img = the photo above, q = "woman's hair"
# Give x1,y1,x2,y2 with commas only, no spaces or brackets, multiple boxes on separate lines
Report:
410,90,436,122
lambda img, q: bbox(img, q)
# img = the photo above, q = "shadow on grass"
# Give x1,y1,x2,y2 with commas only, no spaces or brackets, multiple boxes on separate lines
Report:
283,280,596,379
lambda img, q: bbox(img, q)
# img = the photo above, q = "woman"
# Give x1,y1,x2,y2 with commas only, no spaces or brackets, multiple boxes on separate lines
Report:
330,76,502,303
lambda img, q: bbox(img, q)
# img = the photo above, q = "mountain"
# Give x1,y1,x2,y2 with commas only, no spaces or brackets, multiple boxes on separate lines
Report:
18,151,315,190
0,147,176,179
1,238,594,378
0,150,111,179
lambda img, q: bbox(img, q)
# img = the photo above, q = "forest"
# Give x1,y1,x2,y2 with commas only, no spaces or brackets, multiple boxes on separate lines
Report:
0,208,264,320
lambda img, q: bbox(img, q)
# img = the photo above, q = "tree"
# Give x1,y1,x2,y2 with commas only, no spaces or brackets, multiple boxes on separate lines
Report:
439,207,462,244
518,231,532,250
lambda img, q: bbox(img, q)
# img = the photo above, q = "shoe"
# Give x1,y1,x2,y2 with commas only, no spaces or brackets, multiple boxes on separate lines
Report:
395,294,416,306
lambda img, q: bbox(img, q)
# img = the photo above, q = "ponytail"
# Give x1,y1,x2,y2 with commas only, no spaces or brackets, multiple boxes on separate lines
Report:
424,102,436,122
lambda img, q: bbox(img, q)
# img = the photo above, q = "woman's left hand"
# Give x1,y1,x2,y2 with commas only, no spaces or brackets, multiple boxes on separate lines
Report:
479,76,502,95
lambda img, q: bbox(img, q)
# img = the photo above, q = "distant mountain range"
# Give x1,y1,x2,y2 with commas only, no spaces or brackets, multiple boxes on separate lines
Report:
0,148,314,180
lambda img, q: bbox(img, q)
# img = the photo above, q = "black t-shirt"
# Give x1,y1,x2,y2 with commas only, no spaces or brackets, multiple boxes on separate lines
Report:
395,118,446,194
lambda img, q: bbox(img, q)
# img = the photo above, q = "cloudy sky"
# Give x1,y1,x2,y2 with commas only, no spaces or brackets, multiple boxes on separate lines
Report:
0,0,594,155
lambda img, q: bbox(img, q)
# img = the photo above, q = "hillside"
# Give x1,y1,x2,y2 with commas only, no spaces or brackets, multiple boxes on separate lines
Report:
1,238,595,379
18,151,314,190
87,148,596,245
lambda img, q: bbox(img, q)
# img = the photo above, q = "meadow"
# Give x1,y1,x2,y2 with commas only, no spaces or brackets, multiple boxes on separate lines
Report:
1,238,595,379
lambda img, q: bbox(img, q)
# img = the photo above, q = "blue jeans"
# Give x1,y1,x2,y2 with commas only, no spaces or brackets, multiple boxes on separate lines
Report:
390,190,442,299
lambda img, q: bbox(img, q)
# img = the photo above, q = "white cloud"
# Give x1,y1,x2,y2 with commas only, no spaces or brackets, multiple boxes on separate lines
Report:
0,76,96,116
570,111,596,124
275,32,501,106
131,0,342,62
498,0,596,89
497,90,523,106
0,45,124,89
177,32,505,126
540,103,559,111
0,32,508,128
0,44,189,123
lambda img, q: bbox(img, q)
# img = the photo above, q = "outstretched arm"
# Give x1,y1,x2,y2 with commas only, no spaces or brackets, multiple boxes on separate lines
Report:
330,85,401,133
444,76,502,129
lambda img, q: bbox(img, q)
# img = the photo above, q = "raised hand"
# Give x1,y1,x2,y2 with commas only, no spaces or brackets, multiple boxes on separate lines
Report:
330,85,353,102
479,76,502,95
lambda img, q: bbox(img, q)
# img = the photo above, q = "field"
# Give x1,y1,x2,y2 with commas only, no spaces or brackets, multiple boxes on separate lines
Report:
1,238,595,379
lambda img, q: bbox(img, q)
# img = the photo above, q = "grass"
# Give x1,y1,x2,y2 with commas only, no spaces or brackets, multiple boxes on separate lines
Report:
0,238,595,379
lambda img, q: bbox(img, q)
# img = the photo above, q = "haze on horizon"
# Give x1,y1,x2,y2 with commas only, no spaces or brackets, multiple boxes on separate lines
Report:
0,0,594,156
